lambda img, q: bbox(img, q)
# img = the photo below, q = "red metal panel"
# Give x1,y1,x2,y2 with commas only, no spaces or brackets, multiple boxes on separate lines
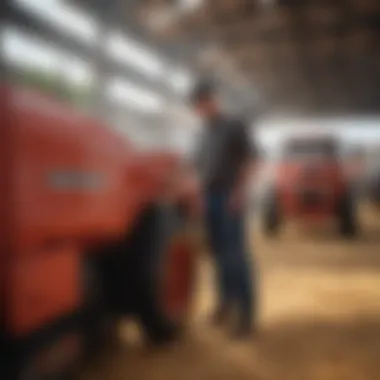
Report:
7,245,80,337
8,86,131,254
278,162,344,217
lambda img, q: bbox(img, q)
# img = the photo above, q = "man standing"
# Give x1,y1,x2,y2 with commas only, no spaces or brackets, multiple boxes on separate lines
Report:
189,81,258,338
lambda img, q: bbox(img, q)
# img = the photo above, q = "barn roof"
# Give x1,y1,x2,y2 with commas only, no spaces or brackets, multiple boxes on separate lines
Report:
68,0,380,116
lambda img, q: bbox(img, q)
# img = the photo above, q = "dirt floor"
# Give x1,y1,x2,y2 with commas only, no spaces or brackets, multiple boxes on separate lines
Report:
82,205,380,380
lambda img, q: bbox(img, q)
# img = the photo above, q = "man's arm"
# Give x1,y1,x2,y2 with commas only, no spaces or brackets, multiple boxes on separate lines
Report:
229,121,259,211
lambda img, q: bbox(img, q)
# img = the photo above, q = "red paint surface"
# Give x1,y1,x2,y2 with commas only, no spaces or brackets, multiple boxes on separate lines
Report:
277,161,345,219
0,84,198,337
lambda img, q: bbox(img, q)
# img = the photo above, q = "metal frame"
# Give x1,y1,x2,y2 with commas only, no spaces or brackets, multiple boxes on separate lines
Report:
137,0,380,115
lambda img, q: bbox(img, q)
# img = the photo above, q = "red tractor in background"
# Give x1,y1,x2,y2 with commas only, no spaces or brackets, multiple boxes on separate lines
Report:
262,133,359,238
1,84,201,379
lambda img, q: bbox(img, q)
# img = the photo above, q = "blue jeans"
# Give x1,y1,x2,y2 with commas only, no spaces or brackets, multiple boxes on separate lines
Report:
204,189,256,326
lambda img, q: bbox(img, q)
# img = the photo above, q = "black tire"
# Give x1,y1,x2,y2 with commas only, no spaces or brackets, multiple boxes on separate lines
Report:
81,255,112,359
79,204,196,348
124,204,196,345
262,193,281,237
338,189,358,238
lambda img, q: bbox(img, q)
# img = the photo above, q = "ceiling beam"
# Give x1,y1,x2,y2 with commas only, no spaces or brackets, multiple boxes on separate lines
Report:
7,2,178,99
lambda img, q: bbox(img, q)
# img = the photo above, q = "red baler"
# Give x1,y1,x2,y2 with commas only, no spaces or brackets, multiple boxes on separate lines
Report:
1,85,200,379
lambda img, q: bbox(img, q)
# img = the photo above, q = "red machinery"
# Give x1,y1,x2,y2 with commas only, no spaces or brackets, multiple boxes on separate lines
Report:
1,84,200,379
261,134,358,237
